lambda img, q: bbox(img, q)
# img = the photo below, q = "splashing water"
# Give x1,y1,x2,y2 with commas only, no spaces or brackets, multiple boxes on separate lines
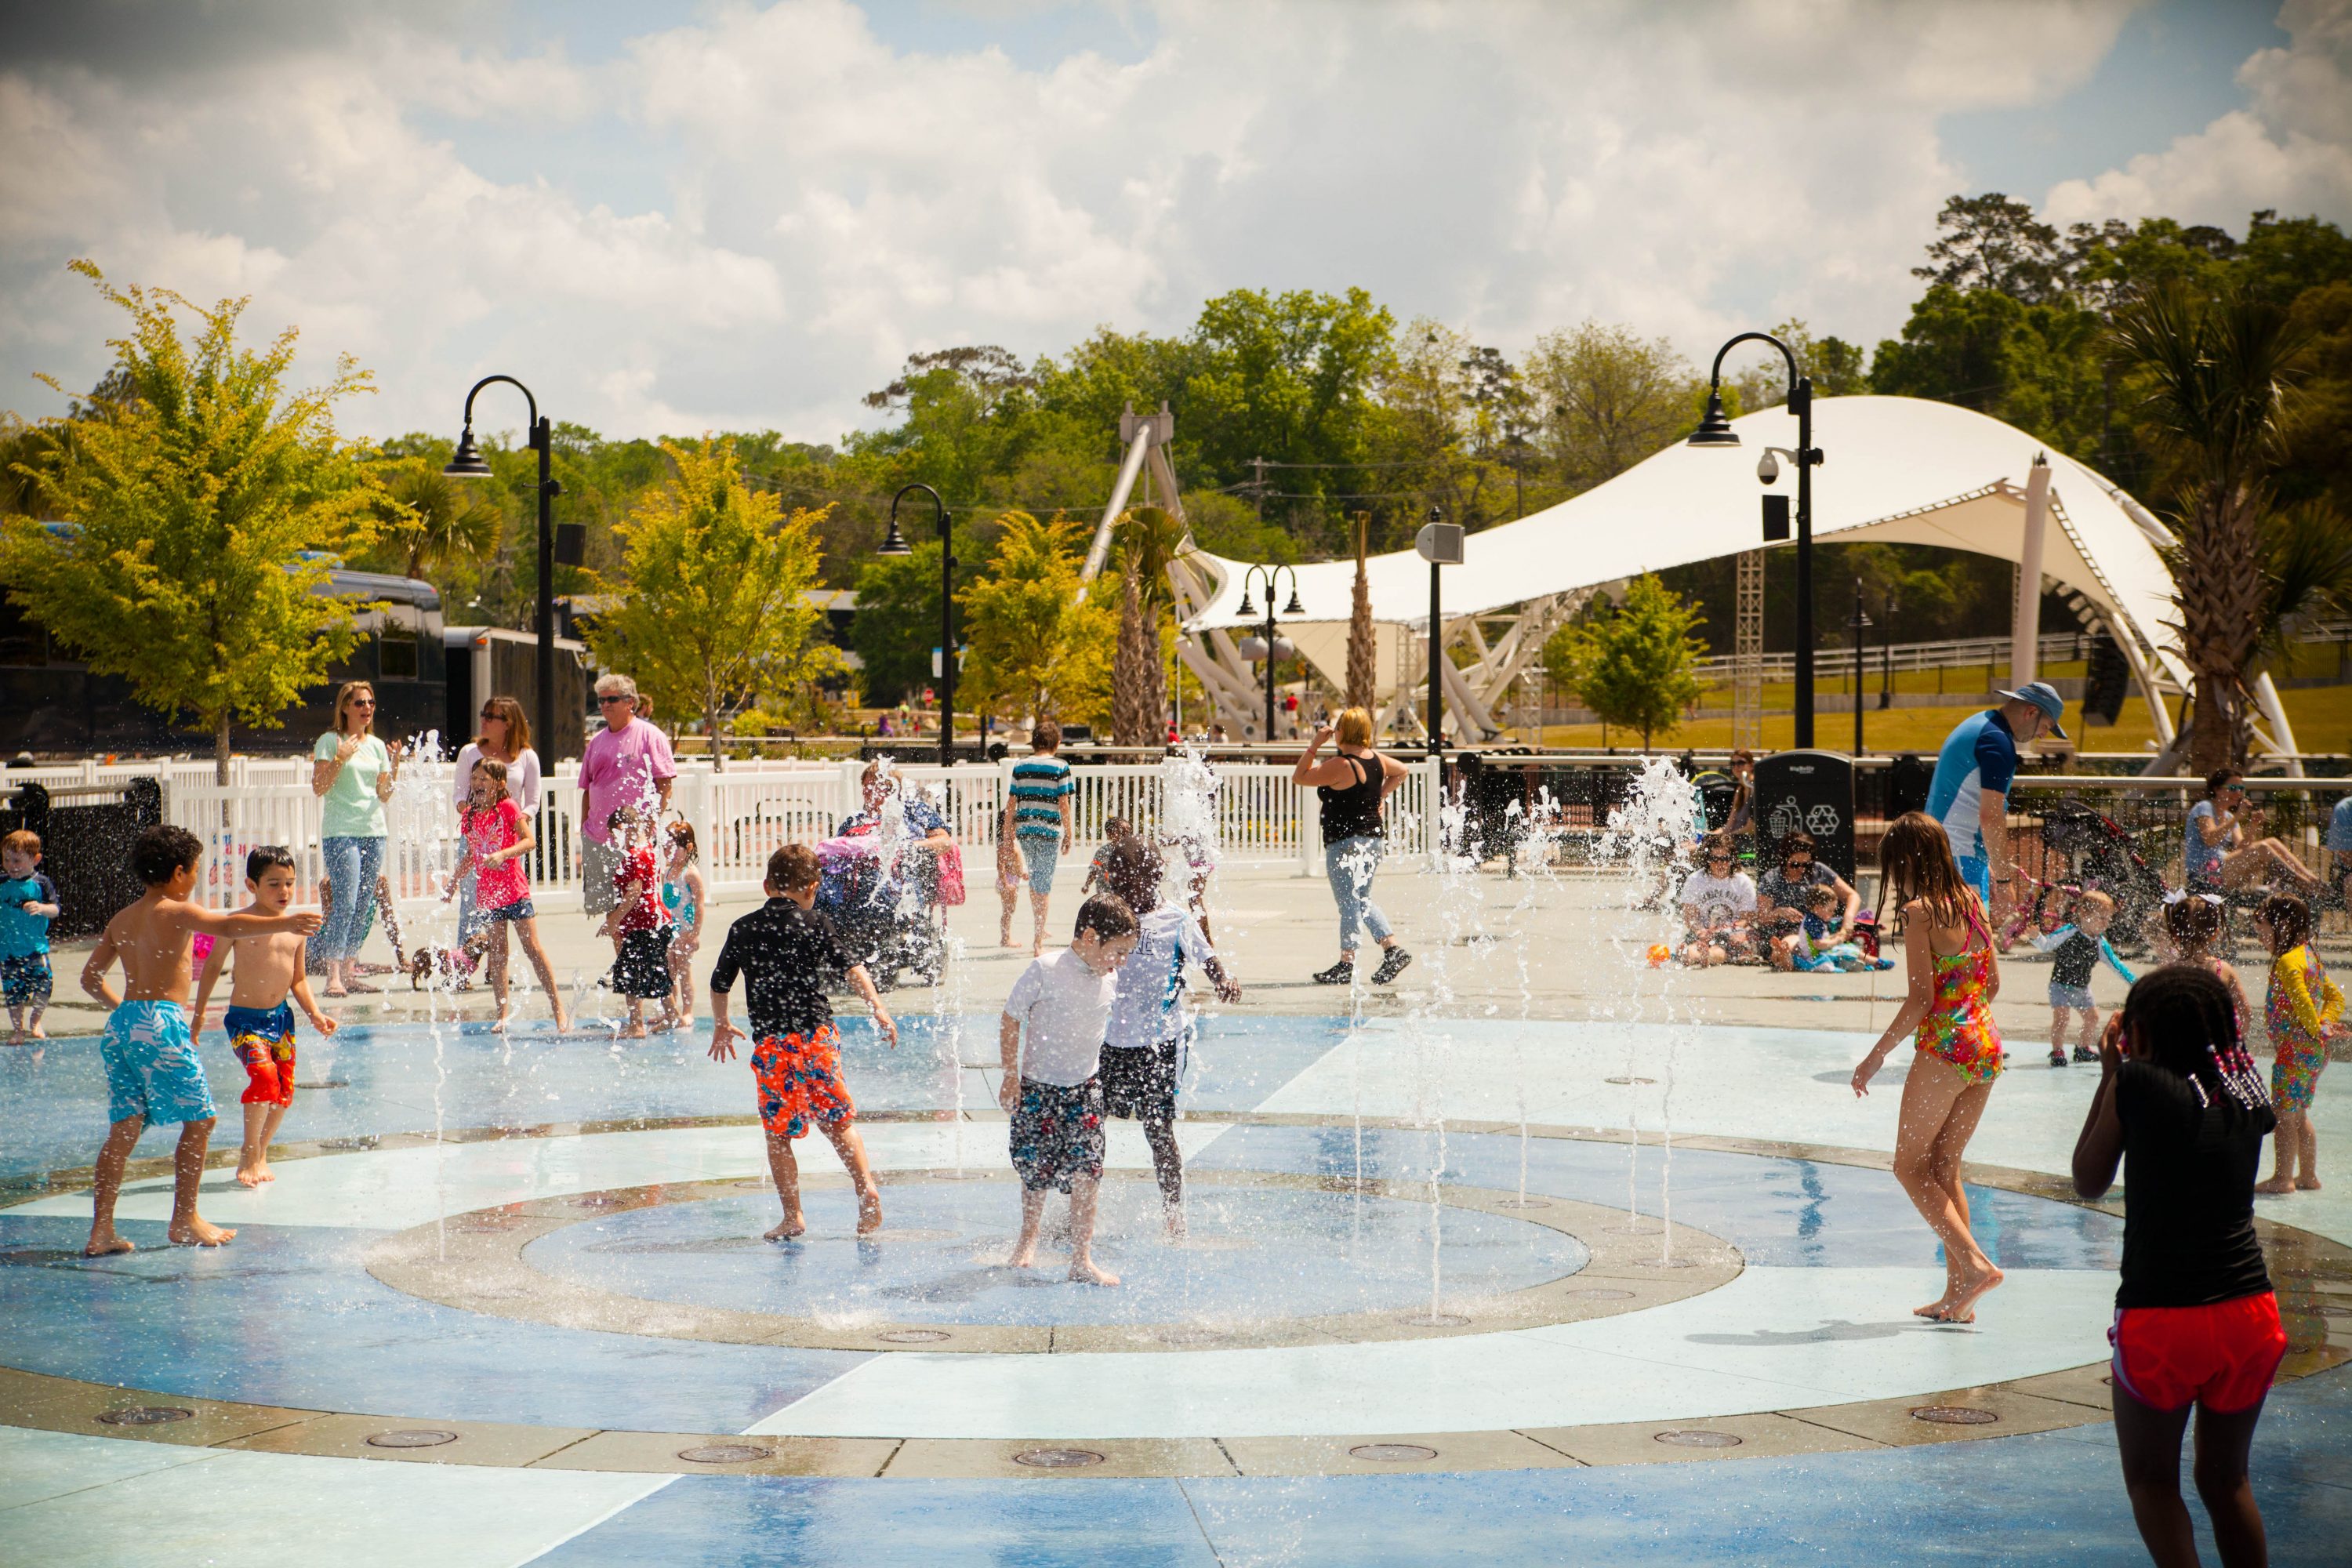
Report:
1594,757,1704,1262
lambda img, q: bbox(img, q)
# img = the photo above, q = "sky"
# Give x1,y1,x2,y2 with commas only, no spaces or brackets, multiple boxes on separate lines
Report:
2,0,2347,447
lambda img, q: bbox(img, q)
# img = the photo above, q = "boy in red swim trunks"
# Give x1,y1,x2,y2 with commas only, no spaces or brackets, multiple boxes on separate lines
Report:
707,844,897,1240
192,846,338,1187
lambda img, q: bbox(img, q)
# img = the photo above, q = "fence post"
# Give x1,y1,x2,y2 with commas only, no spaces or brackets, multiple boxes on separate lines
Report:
1421,756,1444,869
1297,767,1318,878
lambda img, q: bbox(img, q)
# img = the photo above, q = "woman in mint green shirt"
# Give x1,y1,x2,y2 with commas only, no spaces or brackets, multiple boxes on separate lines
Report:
310,681,405,995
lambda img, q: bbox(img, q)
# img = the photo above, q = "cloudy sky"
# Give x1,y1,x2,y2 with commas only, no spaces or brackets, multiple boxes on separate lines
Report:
3,0,2348,446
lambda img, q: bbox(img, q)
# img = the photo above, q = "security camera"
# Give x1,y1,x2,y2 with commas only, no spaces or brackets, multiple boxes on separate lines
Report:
1756,451,1780,485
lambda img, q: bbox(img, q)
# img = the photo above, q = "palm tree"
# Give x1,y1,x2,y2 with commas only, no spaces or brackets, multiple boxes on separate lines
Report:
384,460,501,582
2108,280,2311,772
1106,506,1188,746
1345,511,1376,712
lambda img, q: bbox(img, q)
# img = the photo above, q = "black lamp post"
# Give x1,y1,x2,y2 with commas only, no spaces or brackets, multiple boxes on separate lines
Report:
875,484,955,765
1849,579,1871,759
1880,590,1896,711
1234,564,1302,745
1689,333,1823,748
445,376,563,755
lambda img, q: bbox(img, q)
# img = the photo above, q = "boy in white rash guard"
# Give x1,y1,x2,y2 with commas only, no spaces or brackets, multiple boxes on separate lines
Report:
1000,896,1138,1285
1096,838,1241,1238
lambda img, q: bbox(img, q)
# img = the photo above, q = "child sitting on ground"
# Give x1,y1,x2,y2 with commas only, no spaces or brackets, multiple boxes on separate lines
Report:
2030,889,2136,1067
1000,895,1139,1285
1081,817,1137,896
707,844,897,1240
2,829,60,1045
192,847,338,1186
1788,884,1895,972
1097,839,1241,1239
597,808,677,1036
661,822,706,1028
2256,891,2341,1195
79,826,320,1255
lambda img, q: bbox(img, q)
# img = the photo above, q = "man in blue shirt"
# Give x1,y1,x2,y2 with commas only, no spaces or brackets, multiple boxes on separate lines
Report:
1922,681,2067,916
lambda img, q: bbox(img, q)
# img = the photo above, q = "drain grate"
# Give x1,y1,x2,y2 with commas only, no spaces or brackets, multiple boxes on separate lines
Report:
1909,1406,1998,1425
877,1329,952,1344
292,1079,349,1090
572,1194,627,1210
1653,1428,1742,1448
1349,1443,1438,1462
1604,1076,1657,1085
1013,1447,1103,1468
678,1443,771,1465
367,1429,459,1448
1399,1312,1471,1328
1564,1287,1634,1301
96,1406,193,1426
1496,1198,1552,1209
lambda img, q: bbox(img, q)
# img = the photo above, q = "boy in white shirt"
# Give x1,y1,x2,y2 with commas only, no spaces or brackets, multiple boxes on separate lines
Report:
1677,835,1758,967
1098,839,1240,1238
1000,895,1139,1284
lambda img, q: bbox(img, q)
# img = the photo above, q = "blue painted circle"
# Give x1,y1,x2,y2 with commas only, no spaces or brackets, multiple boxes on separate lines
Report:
521,1181,1591,1327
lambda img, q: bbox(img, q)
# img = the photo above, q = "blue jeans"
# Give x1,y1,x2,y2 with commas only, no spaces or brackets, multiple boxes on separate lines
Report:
1323,834,1392,953
319,835,384,962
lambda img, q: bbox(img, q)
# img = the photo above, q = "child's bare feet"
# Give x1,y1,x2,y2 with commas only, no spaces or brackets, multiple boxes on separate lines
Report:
552,1010,573,1034
1163,1208,1188,1241
27,1022,45,1039
2255,1175,2297,1196
168,1218,236,1247
622,1022,648,1039
235,1160,265,1188
1069,1254,1121,1287
83,1229,134,1258
492,1006,513,1033
1936,1263,2003,1324
856,1189,883,1236
2296,1175,2323,1190
764,1214,807,1241
1007,1240,1039,1268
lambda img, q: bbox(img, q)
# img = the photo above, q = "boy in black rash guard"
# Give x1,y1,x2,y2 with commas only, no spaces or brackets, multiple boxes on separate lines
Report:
708,844,898,1240
2029,889,2135,1066
2074,965,2284,1568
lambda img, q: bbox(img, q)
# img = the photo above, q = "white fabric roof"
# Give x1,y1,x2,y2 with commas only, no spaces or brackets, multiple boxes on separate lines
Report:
1186,394,2182,679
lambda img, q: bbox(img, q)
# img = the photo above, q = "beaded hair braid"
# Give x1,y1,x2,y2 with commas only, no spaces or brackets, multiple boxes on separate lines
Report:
2123,964,2270,1113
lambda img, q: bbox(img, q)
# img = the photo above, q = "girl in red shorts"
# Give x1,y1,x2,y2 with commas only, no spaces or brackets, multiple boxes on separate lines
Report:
2074,964,2285,1567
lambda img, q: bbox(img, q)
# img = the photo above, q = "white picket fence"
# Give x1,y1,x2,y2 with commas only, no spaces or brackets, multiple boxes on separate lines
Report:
154,756,1446,913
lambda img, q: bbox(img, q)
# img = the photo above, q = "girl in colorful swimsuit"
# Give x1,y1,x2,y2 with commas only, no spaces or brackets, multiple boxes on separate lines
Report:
2256,891,2341,1196
661,822,706,1029
2072,964,2285,1568
1851,811,2006,1324
2160,891,2248,1036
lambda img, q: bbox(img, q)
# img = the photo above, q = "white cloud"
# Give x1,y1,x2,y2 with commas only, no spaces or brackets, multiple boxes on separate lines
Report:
2,0,2261,448
2043,0,2352,229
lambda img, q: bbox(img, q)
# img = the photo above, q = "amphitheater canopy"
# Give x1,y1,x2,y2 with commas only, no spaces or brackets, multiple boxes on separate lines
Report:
1184,395,2183,686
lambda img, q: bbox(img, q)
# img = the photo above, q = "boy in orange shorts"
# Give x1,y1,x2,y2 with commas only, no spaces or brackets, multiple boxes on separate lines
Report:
707,844,897,1240
193,846,338,1186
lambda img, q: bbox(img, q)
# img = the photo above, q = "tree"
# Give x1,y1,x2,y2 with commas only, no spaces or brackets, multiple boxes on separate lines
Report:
959,511,1109,724
0,262,379,780
580,437,834,771
1525,322,1697,494
1914,193,2071,303
1345,512,1376,711
1540,574,1706,751
1105,506,1186,746
2108,279,2312,771
380,459,500,581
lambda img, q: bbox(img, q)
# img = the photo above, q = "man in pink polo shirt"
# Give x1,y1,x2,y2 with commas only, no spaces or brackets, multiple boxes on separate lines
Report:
579,673,677,939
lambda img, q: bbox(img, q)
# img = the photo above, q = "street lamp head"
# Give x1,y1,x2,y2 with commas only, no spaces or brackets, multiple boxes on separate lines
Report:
1283,588,1305,616
1687,387,1740,448
1236,590,1257,619
876,518,913,557
442,427,494,479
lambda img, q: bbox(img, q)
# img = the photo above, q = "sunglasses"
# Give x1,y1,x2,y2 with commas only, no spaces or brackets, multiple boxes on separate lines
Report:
597,695,633,706
349,698,376,708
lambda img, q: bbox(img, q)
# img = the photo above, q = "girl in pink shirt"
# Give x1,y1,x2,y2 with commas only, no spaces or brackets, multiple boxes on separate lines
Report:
447,757,570,1033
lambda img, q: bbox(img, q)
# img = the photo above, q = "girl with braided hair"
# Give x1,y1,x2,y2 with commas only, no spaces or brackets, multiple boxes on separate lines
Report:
2074,964,2284,1568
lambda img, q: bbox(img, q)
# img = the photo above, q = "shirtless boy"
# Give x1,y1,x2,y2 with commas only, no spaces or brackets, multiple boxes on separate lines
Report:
192,846,338,1187
81,826,321,1255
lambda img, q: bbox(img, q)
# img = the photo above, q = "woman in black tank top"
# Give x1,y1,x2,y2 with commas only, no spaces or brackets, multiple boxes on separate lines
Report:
1290,708,1412,986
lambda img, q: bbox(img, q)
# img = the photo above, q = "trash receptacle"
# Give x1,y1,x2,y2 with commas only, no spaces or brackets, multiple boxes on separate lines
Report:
1751,750,1857,883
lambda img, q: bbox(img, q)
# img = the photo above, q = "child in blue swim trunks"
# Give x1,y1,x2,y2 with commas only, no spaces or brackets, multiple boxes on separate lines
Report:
193,846,338,1188
79,826,320,1255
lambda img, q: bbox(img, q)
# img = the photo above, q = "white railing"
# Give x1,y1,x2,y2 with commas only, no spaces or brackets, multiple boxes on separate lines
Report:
154,755,1452,913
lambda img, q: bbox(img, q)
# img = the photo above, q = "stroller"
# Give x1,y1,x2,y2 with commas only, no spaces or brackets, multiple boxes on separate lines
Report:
815,837,946,992
2035,796,2169,954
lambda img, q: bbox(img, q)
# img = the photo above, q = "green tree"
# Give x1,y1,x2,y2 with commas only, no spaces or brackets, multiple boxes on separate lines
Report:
0,262,379,779
379,459,501,581
1914,193,2071,303
1541,574,1706,751
2109,279,2311,771
959,511,1109,724
1106,506,1188,746
1525,322,1697,494
851,532,984,706
581,437,835,771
